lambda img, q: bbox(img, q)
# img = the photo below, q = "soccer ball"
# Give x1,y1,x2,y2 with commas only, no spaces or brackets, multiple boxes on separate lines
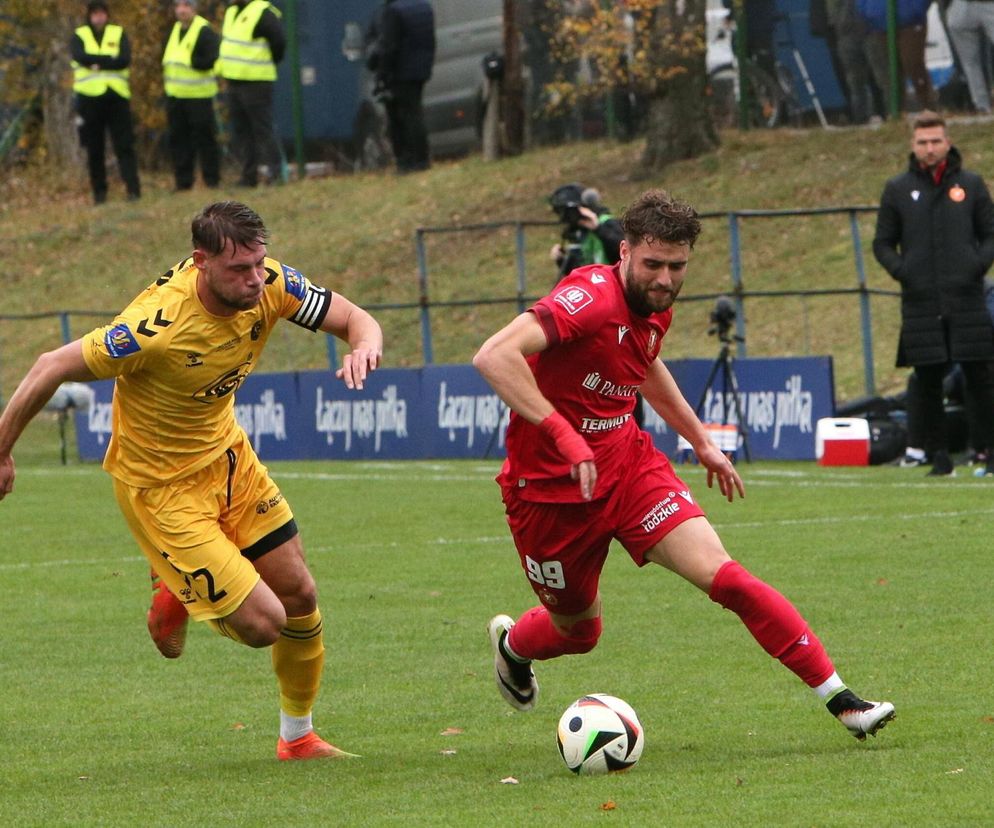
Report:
556,693,645,775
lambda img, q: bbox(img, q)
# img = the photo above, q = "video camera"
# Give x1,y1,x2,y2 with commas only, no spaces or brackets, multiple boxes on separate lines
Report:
549,183,587,234
708,295,738,342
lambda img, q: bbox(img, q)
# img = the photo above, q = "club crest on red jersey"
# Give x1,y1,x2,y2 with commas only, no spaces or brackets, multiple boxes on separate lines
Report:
554,286,594,315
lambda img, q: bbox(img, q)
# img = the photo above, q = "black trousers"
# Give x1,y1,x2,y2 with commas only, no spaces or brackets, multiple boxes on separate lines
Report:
914,360,994,455
226,80,281,186
166,96,220,189
384,80,430,172
76,91,140,201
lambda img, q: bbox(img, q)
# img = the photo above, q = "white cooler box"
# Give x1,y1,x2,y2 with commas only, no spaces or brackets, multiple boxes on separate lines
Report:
815,418,870,466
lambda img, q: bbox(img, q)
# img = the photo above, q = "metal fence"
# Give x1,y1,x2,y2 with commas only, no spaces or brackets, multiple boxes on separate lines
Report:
0,205,896,405
412,206,894,396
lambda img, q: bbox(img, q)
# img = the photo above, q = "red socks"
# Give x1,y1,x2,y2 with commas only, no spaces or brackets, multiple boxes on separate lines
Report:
507,606,602,660
709,560,835,687
507,560,835,689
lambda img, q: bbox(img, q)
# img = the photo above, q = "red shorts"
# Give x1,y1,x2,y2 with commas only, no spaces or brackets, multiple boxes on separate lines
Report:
500,437,706,615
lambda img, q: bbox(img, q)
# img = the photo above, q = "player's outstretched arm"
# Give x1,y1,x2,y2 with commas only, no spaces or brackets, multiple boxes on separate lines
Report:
0,341,96,502
641,358,744,502
320,293,383,391
474,313,596,500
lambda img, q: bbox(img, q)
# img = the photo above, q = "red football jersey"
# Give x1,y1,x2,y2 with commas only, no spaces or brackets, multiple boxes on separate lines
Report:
499,262,672,502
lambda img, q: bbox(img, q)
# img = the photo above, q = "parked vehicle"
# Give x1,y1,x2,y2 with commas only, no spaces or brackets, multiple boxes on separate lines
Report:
276,0,957,169
340,0,504,168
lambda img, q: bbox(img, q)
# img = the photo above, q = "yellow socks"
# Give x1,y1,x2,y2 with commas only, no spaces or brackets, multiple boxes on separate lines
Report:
271,607,325,718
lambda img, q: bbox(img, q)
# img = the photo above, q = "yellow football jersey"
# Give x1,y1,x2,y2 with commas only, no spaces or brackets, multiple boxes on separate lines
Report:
81,255,331,487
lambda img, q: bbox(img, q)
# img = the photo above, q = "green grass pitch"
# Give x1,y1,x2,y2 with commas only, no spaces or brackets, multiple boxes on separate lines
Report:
2,457,992,827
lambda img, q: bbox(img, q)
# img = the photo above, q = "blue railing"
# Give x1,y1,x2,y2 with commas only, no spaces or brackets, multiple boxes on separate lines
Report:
414,206,892,395
0,206,895,403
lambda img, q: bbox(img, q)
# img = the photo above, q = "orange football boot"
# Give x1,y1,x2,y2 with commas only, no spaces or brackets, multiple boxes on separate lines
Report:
276,732,360,761
147,570,188,659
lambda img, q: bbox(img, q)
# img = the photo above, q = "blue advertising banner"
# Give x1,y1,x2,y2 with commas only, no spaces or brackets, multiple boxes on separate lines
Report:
74,357,833,463
642,357,835,460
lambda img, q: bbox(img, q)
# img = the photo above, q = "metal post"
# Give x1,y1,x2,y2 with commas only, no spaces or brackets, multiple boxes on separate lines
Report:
886,0,900,118
285,0,307,180
325,334,338,373
849,210,876,395
59,311,72,344
727,213,747,357
514,222,528,314
415,229,434,364
734,0,752,130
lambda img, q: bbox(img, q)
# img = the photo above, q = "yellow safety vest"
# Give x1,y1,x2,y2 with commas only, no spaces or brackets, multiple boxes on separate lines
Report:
162,16,219,99
72,24,131,99
218,1,280,81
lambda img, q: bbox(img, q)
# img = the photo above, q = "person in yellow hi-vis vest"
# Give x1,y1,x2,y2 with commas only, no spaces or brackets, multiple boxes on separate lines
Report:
70,1,141,204
162,0,220,190
218,0,285,187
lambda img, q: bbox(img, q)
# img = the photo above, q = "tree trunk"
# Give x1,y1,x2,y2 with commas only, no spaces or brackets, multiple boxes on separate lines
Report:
501,0,526,156
42,22,83,168
640,0,718,172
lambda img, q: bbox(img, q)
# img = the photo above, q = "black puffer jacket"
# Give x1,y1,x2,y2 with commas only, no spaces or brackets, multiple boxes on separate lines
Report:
873,146,994,366
378,0,435,84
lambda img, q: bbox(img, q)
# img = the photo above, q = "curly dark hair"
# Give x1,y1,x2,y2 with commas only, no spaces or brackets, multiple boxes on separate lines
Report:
191,201,269,255
620,189,702,249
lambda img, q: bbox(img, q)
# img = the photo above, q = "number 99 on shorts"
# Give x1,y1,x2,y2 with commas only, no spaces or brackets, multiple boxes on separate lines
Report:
525,555,566,590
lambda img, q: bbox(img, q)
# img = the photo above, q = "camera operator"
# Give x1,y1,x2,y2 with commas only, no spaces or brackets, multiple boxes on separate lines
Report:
548,183,643,427
549,184,625,283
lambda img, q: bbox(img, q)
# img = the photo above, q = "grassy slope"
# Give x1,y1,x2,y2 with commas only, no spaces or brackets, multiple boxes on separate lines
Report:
3,118,994,406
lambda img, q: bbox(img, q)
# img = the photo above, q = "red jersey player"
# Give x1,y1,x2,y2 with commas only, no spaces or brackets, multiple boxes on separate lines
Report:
473,189,895,740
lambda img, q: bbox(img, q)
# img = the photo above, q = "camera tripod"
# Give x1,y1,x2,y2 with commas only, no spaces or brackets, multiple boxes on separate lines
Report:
693,335,751,462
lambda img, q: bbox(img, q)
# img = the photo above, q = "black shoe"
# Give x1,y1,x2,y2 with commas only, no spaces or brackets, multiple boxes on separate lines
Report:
487,614,538,711
826,689,896,741
926,450,954,477
93,191,107,205
126,192,141,202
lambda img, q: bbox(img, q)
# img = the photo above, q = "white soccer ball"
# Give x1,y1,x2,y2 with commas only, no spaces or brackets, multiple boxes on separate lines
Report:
556,693,645,775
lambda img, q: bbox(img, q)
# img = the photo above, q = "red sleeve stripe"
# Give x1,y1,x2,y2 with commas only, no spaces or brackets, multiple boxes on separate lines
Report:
531,305,560,347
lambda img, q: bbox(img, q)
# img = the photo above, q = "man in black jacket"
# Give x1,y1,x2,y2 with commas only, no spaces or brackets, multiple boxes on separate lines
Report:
873,110,994,477
367,0,435,173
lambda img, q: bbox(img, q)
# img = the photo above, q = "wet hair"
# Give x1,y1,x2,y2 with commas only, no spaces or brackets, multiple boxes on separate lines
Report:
620,189,702,249
191,201,268,256
912,110,946,132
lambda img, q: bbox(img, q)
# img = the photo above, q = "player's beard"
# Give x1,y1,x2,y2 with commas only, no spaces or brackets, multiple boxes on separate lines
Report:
216,291,262,311
623,259,679,317
207,277,264,312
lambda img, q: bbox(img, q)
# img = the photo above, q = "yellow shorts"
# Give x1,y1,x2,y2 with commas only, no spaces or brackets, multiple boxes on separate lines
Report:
113,430,296,621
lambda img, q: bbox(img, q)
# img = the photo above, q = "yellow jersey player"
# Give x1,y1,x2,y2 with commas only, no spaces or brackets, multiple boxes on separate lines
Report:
0,201,382,761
